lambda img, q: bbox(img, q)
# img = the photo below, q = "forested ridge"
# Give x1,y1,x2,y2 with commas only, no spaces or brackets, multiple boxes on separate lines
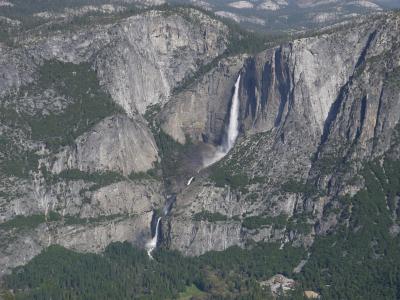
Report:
2,242,304,299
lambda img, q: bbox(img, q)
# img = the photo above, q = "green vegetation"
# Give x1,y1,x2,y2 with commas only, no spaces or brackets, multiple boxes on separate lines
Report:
209,164,249,190
313,152,343,175
385,67,400,89
193,211,228,222
242,214,288,230
47,211,62,222
286,215,313,235
0,139,39,178
225,21,287,56
281,179,317,195
0,19,16,46
172,55,222,94
0,212,129,232
0,212,61,232
56,169,124,191
143,104,193,190
6,159,400,299
128,168,161,181
0,1,148,44
27,61,124,151
0,215,45,231
152,129,190,188
1,61,123,156
178,284,206,300
3,4,400,300
3,241,305,299
295,158,400,298
0,289,14,300
250,176,269,184
244,192,258,203
63,214,129,226
206,134,272,191
0,61,128,179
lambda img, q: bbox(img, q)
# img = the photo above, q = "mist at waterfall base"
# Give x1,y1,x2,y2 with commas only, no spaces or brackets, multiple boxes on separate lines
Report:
202,74,241,167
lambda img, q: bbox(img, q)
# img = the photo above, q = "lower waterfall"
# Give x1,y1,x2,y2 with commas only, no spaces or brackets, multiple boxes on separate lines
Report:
146,217,161,259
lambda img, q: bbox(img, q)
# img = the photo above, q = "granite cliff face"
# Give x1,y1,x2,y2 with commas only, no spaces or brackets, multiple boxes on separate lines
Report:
0,6,229,276
51,114,159,175
163,14,400,255
160,56,245,145
1,5,400,278
0,9,229,114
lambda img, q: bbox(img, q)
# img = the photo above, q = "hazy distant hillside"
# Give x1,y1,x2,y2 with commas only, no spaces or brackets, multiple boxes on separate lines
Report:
0,0,164,26
170,0,400,32
1,0,399,33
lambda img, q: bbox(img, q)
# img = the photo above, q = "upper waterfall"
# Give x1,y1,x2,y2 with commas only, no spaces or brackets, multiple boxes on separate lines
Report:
225,74,241,152
203,74,241,167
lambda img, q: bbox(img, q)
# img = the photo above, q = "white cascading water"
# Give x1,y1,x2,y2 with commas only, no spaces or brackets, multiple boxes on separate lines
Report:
203,74,241,167
225,74,241,151
146,217,161,259
187,177,195,186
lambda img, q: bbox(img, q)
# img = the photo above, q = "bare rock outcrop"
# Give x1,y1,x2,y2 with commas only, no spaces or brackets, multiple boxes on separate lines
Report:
52,114,159,175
